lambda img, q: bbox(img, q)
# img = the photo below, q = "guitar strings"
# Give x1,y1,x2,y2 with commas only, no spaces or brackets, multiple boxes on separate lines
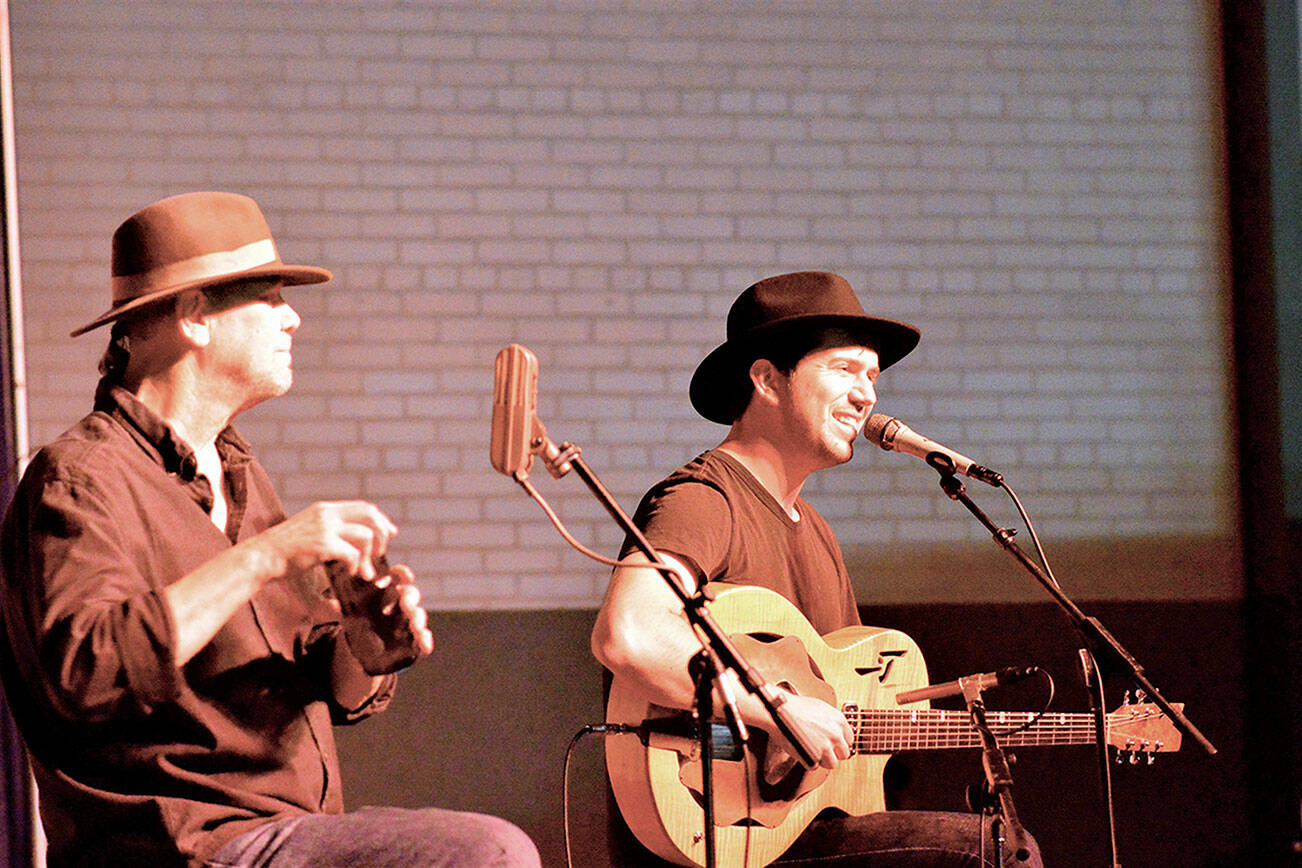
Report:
845,669,1064,749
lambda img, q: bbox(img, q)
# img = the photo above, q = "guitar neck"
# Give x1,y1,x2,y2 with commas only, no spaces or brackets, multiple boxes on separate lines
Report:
852,708,1101,753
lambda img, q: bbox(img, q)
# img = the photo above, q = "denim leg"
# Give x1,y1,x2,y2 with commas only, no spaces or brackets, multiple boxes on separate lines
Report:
206,806,541,868
773,810,1043,868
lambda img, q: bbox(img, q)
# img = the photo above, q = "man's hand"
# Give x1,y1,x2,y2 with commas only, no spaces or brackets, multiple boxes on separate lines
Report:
167,500,404,666
259,500,400,582
760,691,854,771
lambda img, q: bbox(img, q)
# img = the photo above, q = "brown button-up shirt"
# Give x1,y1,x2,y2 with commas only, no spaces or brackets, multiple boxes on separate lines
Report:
0,381,394,867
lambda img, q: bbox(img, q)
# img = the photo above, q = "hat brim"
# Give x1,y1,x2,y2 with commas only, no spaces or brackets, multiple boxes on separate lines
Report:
70,262,331,337
689,313,920,425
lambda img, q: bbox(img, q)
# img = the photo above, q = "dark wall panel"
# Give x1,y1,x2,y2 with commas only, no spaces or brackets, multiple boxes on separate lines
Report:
337,601,1250,867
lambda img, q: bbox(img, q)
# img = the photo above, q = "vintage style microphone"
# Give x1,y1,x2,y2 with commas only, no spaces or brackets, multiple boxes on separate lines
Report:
489,343,572,480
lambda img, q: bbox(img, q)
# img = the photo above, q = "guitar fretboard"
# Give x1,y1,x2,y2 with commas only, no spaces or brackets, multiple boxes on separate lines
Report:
848,708,1101,752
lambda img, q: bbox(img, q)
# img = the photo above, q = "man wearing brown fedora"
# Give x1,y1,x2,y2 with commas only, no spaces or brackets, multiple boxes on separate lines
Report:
0,192,540,867
591,271,1042,866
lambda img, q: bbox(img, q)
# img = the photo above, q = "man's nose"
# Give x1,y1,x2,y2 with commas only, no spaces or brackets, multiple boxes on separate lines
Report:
849,375,875,409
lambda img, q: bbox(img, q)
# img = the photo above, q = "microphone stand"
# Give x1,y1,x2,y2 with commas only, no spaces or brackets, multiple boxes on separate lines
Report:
690,646,723,868
962,678,1032,864
522,434,821,867
924,453,1216,868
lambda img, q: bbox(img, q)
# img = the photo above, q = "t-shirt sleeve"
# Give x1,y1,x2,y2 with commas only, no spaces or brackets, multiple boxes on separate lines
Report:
622,478,733,586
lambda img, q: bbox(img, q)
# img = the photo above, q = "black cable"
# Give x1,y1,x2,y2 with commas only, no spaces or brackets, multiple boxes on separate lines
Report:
561,724,639,868
998,479,1060,590
560,721,761,868
986,667,1056,739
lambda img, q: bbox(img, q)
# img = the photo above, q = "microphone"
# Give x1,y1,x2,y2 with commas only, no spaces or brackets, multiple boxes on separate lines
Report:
863,414,1003,486
490,344,540,478
895,666,1039,704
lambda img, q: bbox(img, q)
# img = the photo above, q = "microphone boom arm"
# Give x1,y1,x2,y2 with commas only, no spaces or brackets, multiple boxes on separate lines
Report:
925,453,1215,756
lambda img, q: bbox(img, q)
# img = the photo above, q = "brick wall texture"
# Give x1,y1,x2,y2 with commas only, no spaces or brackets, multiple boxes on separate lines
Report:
7,1,1236,609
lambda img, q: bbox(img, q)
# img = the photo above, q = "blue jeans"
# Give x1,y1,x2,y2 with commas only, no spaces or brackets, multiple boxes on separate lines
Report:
205,806,541,868
774,810,1043,867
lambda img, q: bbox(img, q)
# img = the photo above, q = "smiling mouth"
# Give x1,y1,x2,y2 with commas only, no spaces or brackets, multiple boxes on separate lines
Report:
832,413,862,435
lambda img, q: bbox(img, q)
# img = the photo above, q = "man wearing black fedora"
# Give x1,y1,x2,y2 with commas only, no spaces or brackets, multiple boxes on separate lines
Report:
591,271,1042,866
0,192,540,867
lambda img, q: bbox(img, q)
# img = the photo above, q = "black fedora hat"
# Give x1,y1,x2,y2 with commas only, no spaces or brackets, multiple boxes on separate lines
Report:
689,271,919,425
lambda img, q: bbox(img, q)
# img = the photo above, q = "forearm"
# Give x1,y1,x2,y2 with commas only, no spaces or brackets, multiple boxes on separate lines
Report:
593,556,781,727
597,625,790,733
595,615,704,710
592,557,838,755
162,538,285,665
164,500,405,666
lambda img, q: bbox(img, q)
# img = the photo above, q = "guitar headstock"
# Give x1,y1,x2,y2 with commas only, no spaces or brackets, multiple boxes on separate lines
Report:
1105,701,1183,762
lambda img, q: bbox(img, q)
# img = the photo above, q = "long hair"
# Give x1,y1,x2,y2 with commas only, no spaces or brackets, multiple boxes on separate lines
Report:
93,295,185,384
96,320,134,384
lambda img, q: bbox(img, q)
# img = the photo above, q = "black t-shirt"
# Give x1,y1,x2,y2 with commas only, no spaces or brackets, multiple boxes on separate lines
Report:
623,449,860,635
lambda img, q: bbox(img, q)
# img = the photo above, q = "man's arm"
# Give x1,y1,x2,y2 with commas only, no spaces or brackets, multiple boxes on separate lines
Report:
591,552,852,769
164,500,405,666
591,551,705,710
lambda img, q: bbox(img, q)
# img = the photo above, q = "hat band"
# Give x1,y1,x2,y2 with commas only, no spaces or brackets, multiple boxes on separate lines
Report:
110,237,279,303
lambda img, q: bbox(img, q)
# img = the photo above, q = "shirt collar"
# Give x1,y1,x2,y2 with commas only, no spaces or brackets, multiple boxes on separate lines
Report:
92,378,253,480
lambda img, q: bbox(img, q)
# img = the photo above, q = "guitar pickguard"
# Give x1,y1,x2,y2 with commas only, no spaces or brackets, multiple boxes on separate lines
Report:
676,633,835,828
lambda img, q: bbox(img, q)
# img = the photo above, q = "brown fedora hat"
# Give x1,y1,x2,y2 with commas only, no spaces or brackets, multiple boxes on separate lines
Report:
689,271,920,425
70,191,332,337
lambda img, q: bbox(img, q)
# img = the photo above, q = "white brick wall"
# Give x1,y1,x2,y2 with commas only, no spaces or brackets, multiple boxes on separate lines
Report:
9,1,1235,609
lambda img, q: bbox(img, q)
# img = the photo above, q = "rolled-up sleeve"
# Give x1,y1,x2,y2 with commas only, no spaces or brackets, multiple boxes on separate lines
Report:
299,619,398,724
22,473,184,721
331,670,397,724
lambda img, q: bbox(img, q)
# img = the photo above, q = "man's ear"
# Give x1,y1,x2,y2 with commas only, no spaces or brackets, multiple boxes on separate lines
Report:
175,290,210,348
748,357,784,408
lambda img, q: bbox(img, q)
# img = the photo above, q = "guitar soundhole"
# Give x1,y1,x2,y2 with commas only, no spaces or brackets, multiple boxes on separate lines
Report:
743,631,826,682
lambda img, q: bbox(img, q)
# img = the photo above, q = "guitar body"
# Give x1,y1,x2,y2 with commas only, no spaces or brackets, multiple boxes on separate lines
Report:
605,583,931,867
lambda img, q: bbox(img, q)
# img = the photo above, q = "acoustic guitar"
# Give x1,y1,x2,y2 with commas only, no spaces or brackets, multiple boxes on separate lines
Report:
605,583,1182,867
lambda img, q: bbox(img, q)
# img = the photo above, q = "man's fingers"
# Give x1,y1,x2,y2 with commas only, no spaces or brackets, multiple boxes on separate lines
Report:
304,501,400,575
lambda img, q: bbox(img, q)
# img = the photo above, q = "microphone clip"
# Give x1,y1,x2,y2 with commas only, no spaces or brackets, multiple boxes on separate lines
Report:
538,435,580,480
925,449,1002,488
